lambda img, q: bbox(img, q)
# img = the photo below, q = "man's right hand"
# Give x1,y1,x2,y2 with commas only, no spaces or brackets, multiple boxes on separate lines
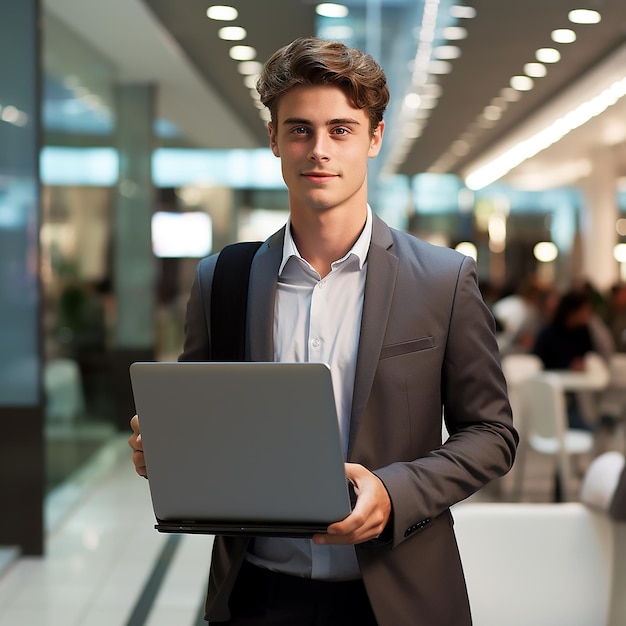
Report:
128,414,147,478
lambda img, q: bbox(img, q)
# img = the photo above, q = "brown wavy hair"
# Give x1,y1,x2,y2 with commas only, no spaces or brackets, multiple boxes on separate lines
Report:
256,37,389,134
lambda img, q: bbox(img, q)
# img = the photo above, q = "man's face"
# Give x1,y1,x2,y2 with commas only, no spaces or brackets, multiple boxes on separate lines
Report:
268,84,384,216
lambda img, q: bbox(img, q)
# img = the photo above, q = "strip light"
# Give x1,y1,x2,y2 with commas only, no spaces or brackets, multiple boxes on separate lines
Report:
464,42,626,190
465,76,626,190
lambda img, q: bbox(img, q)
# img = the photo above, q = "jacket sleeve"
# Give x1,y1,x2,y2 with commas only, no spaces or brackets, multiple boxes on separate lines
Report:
178,255,218,362
374,255,518,548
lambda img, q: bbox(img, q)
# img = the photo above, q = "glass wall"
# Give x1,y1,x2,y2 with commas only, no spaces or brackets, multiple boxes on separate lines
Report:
41,11,118,491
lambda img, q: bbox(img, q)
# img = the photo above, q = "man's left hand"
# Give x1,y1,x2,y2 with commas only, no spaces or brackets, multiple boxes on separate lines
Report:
313,462,391,545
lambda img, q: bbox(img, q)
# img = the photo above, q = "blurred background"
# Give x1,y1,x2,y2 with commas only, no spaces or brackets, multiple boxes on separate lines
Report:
2,0,626,557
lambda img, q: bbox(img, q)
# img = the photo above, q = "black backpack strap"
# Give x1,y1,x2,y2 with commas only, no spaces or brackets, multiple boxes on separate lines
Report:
210,241,263,361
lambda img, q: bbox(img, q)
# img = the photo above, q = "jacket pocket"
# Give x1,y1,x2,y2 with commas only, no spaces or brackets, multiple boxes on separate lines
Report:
379,336,435,360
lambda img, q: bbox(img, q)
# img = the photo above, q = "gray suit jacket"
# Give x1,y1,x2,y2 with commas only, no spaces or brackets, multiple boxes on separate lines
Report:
181,214,518,625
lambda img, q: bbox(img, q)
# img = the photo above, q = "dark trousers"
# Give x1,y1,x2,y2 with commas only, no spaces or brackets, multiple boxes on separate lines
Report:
213,560,378,625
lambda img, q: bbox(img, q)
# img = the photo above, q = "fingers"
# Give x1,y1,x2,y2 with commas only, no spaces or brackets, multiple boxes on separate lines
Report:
128,414,148,478
313,463,391,545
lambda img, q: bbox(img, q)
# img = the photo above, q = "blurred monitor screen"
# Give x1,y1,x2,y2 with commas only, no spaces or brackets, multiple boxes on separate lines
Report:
151,211,212,258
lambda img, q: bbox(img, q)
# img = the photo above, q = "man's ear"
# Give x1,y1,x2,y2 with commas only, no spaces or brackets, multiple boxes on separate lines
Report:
368,121,385,158
268,122,280,157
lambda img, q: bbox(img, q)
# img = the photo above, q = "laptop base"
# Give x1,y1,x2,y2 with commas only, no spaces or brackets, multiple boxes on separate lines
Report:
155,521,329,537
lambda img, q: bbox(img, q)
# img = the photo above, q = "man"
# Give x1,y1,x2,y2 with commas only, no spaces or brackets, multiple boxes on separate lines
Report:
129,37,517,625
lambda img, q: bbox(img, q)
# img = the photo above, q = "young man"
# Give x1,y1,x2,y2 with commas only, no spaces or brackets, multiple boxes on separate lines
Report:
129,37,517,625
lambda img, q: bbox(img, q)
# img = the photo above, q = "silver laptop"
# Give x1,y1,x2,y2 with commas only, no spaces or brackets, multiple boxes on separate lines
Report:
129,361,352,536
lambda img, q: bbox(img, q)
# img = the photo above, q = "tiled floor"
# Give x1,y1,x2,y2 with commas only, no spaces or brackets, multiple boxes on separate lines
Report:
0,425,623,626
0,436,213,626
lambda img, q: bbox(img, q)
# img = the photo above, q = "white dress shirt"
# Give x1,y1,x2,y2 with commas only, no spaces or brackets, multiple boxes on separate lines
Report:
246,207,372,581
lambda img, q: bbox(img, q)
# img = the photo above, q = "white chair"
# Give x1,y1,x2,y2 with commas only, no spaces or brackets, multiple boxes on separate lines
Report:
512,373,594,501
501,354,543,491
501,353,544,426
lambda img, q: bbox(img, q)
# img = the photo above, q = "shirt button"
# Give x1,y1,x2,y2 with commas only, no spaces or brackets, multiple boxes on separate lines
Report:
318,280,325,288
311,338,321,349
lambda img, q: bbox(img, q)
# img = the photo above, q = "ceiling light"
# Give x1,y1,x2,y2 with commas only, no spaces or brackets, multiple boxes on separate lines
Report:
524,62,547,78
404,93,421,109
616,219,626,236
568,9,601,24
536,48,561,63
421,83,443,98
500,87,521,102
238,61,264,75
218,26,247,41
483,105,502,121
455,242,477,260
614,244,626,263
229,45,256,61
449,5,477,19
434,45,461,60
243,74,259,89
429,60,452,74
206,5,238,21
534,242,558,262
419,95,439,109
443,26,467,40
490,96,508,108
551,28,577,43
510,75,534,91
316,3,349,18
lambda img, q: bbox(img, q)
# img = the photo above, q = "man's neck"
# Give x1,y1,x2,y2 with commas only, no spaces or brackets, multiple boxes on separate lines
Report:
290,205,368,278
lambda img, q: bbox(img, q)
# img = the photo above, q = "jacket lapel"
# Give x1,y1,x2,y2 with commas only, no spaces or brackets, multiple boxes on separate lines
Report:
348,215,398,458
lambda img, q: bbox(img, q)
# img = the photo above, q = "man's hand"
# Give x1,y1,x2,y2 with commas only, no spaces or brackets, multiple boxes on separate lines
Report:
312,462,391,545
128,414,147,478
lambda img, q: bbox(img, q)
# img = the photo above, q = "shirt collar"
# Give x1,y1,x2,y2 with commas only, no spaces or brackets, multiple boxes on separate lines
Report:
279,205,373,275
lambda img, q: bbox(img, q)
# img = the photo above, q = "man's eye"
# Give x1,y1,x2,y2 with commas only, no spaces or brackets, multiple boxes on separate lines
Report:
293,127,308,134
333,127,348,135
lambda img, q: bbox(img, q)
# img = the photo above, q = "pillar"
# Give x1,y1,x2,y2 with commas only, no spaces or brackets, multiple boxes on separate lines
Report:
0,0,44,555
111,84,157,429
580,147,620,292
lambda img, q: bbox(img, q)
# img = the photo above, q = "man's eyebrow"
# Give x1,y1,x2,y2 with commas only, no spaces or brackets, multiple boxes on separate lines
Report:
281,117,361,126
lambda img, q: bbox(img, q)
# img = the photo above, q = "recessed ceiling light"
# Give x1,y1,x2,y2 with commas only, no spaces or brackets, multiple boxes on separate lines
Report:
551,28,577,44
419,95,439,109
449,5,477,19
483,105,503,121
229,45,256,61
243,74,259,89
434,45,461,60
404,93,421,109
206,5,238,21
500,87,521,102
238,61,264,75
429,60,452,74
218,26,247,41
510,75,534,91
316,3,349,18
535,47,561,63
443,26,467,40
524,62,547,78
568,9,601,24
